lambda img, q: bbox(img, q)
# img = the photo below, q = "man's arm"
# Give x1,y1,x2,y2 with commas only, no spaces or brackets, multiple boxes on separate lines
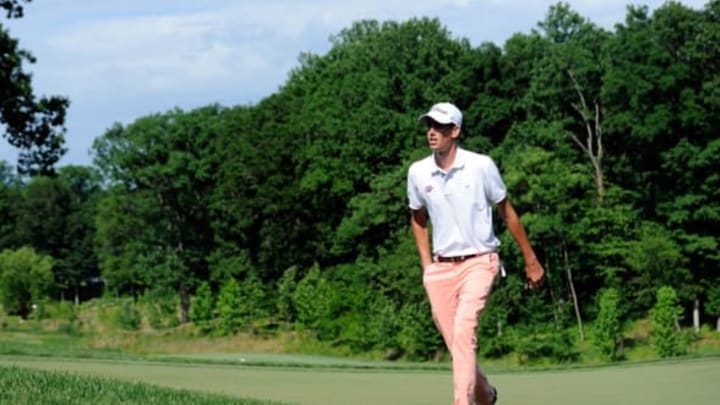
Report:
410,208,433,269
496,198,545,288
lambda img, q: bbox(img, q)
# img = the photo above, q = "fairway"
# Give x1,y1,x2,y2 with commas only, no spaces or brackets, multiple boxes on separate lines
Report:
1,355,719,404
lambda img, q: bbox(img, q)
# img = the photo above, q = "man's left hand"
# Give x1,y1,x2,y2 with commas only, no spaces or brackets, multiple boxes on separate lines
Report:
525,259,545,289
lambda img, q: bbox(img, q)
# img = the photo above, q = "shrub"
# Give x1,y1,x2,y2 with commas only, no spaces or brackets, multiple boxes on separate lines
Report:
650,286,685,357
141,290,179,329
114,299,142,331
594,288,623,360
216,278,243,335
292,264,336,340
0,247,53,319
190,281,214,333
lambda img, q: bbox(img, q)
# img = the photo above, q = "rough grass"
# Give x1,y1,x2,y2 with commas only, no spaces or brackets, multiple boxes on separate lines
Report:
0,365,291,405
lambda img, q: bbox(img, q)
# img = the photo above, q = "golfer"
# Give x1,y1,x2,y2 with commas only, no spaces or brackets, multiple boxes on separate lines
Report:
407,102,545,405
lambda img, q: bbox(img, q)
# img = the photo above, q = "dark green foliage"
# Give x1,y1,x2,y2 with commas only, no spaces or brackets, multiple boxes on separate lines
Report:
1,2,69,175
650,286,686,357
0,247,53,318
216,278,243,335
292,264,336,340
275,267,298,323
114,299,141,331
396,301,444,360
1,3,718,361
594,288,623,361
190,281,214,332
141,290,179,330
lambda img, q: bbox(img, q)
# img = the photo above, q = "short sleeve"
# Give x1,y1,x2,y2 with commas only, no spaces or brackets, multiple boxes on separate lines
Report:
482,156,507,204
407,165,424,210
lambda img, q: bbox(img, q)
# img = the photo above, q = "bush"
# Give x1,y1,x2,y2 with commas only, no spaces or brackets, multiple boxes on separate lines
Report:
0,247,54,319
216,278,243,335
515,327,580,364
396,301,443,360
292,264,337,340
114,299,142,331
141,290,179,329
594,288,623,360
190,281,214,333
650,286,685,357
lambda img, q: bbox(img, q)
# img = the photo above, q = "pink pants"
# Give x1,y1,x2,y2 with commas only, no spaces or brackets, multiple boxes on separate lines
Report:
423,253,500,405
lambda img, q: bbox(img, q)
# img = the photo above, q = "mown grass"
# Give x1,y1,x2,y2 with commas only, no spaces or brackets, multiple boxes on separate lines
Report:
0,365,291,405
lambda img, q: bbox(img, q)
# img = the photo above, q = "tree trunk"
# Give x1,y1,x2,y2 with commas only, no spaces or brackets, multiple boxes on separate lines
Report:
716,317,719,332
179,283,190,324
693,299,700,333
568,69,605,206
74,286,80,306
564,244,584,341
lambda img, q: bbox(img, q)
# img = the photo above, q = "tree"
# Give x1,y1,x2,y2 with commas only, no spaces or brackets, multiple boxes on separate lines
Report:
0,246,53,318
650,286,685,357
292,264,336,340
706,284,720,332
1,1,31,18
594,288,622,361
0,0,69,175
216,277,243,335
57,166,102,303
0,161,21,250
190,281,214,333
93,106,222,322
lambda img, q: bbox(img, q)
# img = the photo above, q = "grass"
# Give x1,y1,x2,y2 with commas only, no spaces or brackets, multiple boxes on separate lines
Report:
2,355,719,404
0,365,289,405
3,303,720,404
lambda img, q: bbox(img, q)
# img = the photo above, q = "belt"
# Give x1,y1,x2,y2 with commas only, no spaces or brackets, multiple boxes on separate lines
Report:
436,253,487,263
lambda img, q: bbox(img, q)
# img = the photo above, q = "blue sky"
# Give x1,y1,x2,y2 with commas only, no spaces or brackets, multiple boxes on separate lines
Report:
0,0,710,168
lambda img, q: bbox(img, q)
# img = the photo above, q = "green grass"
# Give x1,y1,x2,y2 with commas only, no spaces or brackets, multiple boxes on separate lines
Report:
0,365,289,405
2,355,719,405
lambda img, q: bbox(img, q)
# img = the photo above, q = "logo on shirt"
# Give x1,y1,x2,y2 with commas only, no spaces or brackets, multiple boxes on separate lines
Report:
425,185,433,193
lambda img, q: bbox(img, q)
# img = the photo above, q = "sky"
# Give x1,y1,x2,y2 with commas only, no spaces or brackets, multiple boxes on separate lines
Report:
0,0,710,169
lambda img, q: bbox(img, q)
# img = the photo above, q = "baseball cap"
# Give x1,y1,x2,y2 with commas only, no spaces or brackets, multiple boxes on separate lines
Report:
418,102,462,128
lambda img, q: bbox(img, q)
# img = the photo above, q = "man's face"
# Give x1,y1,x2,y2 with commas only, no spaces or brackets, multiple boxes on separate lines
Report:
426,119,460,152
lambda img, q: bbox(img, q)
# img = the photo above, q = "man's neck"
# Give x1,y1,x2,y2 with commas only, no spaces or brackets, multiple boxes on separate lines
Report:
434,143,458,171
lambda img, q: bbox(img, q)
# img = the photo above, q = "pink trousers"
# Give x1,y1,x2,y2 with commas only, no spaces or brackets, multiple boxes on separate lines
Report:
423,253,500,405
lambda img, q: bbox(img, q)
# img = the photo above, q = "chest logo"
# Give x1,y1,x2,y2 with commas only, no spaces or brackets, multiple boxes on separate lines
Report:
425,185,433,193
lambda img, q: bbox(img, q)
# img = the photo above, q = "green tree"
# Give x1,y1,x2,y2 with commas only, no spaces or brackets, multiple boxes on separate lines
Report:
190,281,214,333
240,272,268,327
93,106,223,322
650,286,685,357
705,284,720,332
292,264,336,340
0,246,53,318
594,288,622,361
0,161,21,250
624,222,690,310
93,186,153,297
396,301,443,360
1,0,69,175
216,278,243,335
57,166,102,303
275,266,298,323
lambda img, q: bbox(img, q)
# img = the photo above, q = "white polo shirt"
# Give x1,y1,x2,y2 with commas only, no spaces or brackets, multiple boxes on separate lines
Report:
407,147,507,257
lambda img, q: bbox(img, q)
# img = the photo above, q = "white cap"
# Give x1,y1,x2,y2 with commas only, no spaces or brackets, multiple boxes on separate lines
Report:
419,102,462,128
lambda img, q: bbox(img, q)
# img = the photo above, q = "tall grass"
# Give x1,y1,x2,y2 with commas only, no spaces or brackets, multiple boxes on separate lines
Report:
0,365,291,405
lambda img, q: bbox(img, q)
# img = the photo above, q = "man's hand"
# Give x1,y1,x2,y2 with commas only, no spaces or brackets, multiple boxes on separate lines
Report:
525,258,545,289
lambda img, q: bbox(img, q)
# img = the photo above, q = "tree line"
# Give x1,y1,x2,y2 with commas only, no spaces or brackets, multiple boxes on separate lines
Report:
1,1,719,361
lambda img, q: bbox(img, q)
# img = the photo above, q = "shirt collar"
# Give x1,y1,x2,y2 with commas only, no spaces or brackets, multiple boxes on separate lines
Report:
432,147,466,175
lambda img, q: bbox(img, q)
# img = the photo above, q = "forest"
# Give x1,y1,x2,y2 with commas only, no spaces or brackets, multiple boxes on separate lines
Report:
1,1,719,362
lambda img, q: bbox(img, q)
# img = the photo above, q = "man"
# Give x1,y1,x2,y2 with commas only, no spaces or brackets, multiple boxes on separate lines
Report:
407,102,545,405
